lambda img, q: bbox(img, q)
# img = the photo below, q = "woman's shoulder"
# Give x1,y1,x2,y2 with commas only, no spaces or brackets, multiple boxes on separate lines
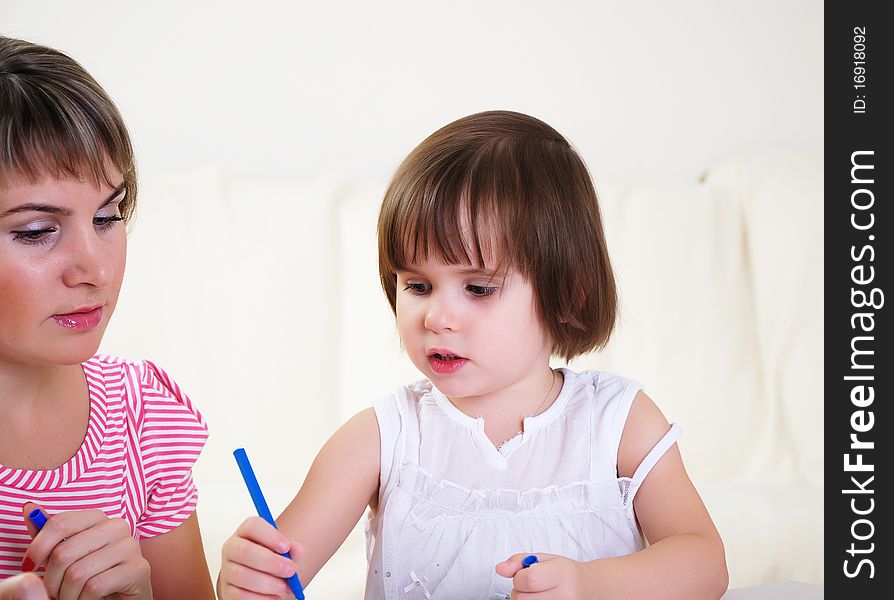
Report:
89,353,178,384
88,354,206,429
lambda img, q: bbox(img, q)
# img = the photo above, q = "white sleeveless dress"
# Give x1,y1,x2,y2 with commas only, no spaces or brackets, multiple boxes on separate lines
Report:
364,368,681,600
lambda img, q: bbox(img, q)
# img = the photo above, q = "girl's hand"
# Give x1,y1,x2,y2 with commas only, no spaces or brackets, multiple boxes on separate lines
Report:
496,553,592,600
0,574,49,600
218,517,301,600
21,502,152,600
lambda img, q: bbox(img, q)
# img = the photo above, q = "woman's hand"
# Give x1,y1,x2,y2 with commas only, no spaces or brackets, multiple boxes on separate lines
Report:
21,503,152,600
496,553,594,600
0,574,49,600
218,517,301,600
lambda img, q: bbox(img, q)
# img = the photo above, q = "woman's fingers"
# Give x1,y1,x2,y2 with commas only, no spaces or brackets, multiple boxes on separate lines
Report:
20,503,43,539
19,507,151,600
0,573,49,600
40,517,133,597
55,535,147,600
20,508,109,571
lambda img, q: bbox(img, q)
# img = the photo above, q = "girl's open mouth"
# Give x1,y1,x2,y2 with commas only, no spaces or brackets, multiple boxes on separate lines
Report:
428,353,468,374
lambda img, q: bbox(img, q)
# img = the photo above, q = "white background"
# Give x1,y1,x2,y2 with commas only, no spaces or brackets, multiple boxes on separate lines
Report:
2,1,824,591
2,1,822,187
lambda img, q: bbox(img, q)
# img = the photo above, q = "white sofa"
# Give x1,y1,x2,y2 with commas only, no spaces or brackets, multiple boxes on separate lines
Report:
100,150,823,595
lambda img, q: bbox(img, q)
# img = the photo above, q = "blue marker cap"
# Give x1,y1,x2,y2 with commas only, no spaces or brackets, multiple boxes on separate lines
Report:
28,509,48,531
522,555,539,568
234,448,305,600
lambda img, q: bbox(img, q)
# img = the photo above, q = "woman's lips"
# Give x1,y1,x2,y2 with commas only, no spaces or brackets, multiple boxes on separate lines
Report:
52,306,103,330
428,353,469,374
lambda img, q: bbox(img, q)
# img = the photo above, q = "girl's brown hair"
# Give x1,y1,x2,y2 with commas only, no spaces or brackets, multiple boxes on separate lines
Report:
378,110,617,361
0,36,137,221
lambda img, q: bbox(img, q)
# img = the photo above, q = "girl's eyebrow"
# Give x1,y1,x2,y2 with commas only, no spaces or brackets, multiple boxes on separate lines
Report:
458,267,499,277
398,267,500,278
0,182,126,219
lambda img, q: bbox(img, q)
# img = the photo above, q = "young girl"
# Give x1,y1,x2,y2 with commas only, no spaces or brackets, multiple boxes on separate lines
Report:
0,36,215,600
218,111,729,599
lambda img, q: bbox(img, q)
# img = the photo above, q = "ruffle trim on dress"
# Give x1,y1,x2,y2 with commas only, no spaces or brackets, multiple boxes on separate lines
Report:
396,461,635,517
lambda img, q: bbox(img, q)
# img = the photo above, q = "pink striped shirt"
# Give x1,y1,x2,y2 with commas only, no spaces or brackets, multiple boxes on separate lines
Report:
0,355,208,579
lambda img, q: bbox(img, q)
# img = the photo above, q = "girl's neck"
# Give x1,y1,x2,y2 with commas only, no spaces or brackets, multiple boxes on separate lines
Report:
448,367,563,447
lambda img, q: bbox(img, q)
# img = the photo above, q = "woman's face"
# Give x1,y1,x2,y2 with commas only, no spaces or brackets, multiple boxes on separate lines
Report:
0,169,127,368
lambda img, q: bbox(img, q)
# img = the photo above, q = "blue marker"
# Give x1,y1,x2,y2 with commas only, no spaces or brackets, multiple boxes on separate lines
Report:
233,448,305,599
28,508,48,531
522,555,539,568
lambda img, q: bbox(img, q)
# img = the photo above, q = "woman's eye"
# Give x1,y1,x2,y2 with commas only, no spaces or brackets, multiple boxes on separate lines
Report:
11,228,56,245
403,282,431,295
467,284,497,297
93,215,124,230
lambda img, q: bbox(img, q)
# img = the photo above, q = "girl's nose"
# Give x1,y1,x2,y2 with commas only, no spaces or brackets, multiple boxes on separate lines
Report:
424,295,458,333
61,229,115,289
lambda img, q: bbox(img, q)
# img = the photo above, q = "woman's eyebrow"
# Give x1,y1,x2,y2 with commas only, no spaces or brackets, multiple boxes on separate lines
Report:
0,182,126,219
0,203,71,218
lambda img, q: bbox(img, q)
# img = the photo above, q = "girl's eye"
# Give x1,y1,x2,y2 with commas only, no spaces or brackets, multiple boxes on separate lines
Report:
403,282,431,295
94,215,124,231
12,228,57,246
467,284,497,297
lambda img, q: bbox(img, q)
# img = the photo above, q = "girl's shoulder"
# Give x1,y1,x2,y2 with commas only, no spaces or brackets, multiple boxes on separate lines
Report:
374,378,435,411
559,368,644,409
369,379,429,434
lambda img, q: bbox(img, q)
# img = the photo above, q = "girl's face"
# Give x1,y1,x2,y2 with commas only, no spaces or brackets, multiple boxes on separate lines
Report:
0,170,127,368
395,255,553,404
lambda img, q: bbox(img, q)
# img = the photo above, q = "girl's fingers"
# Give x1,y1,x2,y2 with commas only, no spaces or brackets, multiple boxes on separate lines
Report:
495,553,528,577
55,536,146,600
221,562,293,598
219,525,301,599
219,581,287,600
512,556,561,594
496,553,563,594
40,518,133,597
235,517,292,553
223,536,297,578
511,591,556,600
497,553,554,577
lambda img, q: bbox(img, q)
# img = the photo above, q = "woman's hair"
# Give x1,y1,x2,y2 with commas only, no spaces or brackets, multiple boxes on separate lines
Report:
0,35,137,221
378,110,617,361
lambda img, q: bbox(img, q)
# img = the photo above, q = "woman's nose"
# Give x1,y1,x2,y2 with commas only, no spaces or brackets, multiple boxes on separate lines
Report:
61,229,114,289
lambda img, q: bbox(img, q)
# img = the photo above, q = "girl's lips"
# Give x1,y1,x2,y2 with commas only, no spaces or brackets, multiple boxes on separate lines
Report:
52,306,103,330
428,354,469,375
